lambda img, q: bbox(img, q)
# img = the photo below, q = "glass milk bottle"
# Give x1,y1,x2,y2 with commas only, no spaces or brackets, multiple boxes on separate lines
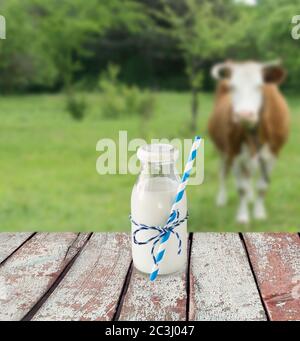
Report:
131,144,187,275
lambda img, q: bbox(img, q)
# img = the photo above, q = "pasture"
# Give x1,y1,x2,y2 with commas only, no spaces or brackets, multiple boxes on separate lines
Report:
0,92,299,231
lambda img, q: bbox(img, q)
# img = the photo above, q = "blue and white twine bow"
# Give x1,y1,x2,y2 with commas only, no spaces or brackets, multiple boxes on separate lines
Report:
131,209,188,265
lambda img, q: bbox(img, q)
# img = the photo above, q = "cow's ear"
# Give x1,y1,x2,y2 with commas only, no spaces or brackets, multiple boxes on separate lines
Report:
219,67,231,79
263,66,286,84
211,63,232,80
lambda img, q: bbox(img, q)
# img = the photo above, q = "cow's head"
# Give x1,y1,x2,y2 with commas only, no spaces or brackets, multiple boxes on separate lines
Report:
211,60,286,126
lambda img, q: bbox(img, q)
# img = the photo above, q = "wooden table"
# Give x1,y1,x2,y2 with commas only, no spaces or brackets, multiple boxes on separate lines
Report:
0,232,299,321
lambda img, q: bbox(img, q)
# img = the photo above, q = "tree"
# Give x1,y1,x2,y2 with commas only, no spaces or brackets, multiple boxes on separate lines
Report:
0,0,149,92
0,0,58,92
155,0,252,131
252,0,300,90
31,0,149,92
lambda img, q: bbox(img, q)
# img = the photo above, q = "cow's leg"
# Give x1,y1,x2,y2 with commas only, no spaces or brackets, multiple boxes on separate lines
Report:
241,144,256,203
233,155,251,224
216,156,230,206
254,145,276,220
244,155,256,203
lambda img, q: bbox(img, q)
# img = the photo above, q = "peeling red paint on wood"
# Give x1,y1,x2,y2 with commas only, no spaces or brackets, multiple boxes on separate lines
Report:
33,233,131,321
189,233,266,321
243,233,300,321
119,247,188,321
63,233,91,263
0,233,33,263
0,233,84,321
1,232,299,321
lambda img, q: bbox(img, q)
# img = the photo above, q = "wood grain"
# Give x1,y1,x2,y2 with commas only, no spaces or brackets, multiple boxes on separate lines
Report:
189,233,266,321
243,233,300,321
33,233,131,321
119,248,188,321
0,232,88,321
0,233,34,263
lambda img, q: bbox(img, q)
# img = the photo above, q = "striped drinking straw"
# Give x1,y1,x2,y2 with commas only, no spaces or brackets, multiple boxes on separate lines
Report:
149,136,202,281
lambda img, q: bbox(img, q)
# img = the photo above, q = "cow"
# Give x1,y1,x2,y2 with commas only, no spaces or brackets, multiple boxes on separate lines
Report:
208,60,289,224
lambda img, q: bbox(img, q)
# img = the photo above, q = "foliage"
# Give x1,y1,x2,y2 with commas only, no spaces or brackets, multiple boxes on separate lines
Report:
65,93,87,121
150,0,252,130
99,64,155,120
0,0,149,92
156,0,251,79
250,0,300,89
0,0,299,92
0,0,56,91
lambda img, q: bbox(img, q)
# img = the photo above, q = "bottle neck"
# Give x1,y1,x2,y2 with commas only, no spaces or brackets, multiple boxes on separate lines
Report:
140,161,178,179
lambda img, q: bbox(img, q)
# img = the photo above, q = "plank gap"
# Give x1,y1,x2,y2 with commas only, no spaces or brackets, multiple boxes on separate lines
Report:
112,260,133,321
21,232,93,321
0,232,36,267
239,233,270,321
186,232,193,321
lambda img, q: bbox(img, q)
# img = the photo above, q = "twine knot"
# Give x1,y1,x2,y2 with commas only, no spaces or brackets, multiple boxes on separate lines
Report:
130,210,188,265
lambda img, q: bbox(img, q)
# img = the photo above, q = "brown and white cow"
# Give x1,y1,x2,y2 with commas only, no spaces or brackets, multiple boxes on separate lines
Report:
208,60,289,224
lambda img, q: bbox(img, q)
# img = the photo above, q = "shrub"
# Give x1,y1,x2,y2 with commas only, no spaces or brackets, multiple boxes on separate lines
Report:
99,64,155,120
137,91,155,121
65,93,87,121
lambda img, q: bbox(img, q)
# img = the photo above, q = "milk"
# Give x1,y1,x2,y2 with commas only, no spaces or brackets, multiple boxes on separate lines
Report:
131,176,187,275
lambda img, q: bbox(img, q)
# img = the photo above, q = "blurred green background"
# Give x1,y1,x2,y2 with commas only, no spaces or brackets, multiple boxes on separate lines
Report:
0,0,299,231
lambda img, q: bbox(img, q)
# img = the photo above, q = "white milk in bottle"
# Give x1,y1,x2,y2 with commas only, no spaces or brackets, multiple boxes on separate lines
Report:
131,144,187,275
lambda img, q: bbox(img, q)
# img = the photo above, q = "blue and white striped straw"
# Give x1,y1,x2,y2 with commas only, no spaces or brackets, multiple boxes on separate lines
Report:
149,136,202,281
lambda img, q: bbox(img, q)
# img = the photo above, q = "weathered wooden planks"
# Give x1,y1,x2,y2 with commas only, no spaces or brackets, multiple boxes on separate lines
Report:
189,233,266,321
0,232,89,321
243,233,300,321
0,233,34,264
119,250,188,321
33,233,131,321
1,232,298,321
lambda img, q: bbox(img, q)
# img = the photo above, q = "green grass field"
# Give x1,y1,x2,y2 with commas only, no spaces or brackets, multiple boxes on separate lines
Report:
0,91,299,232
